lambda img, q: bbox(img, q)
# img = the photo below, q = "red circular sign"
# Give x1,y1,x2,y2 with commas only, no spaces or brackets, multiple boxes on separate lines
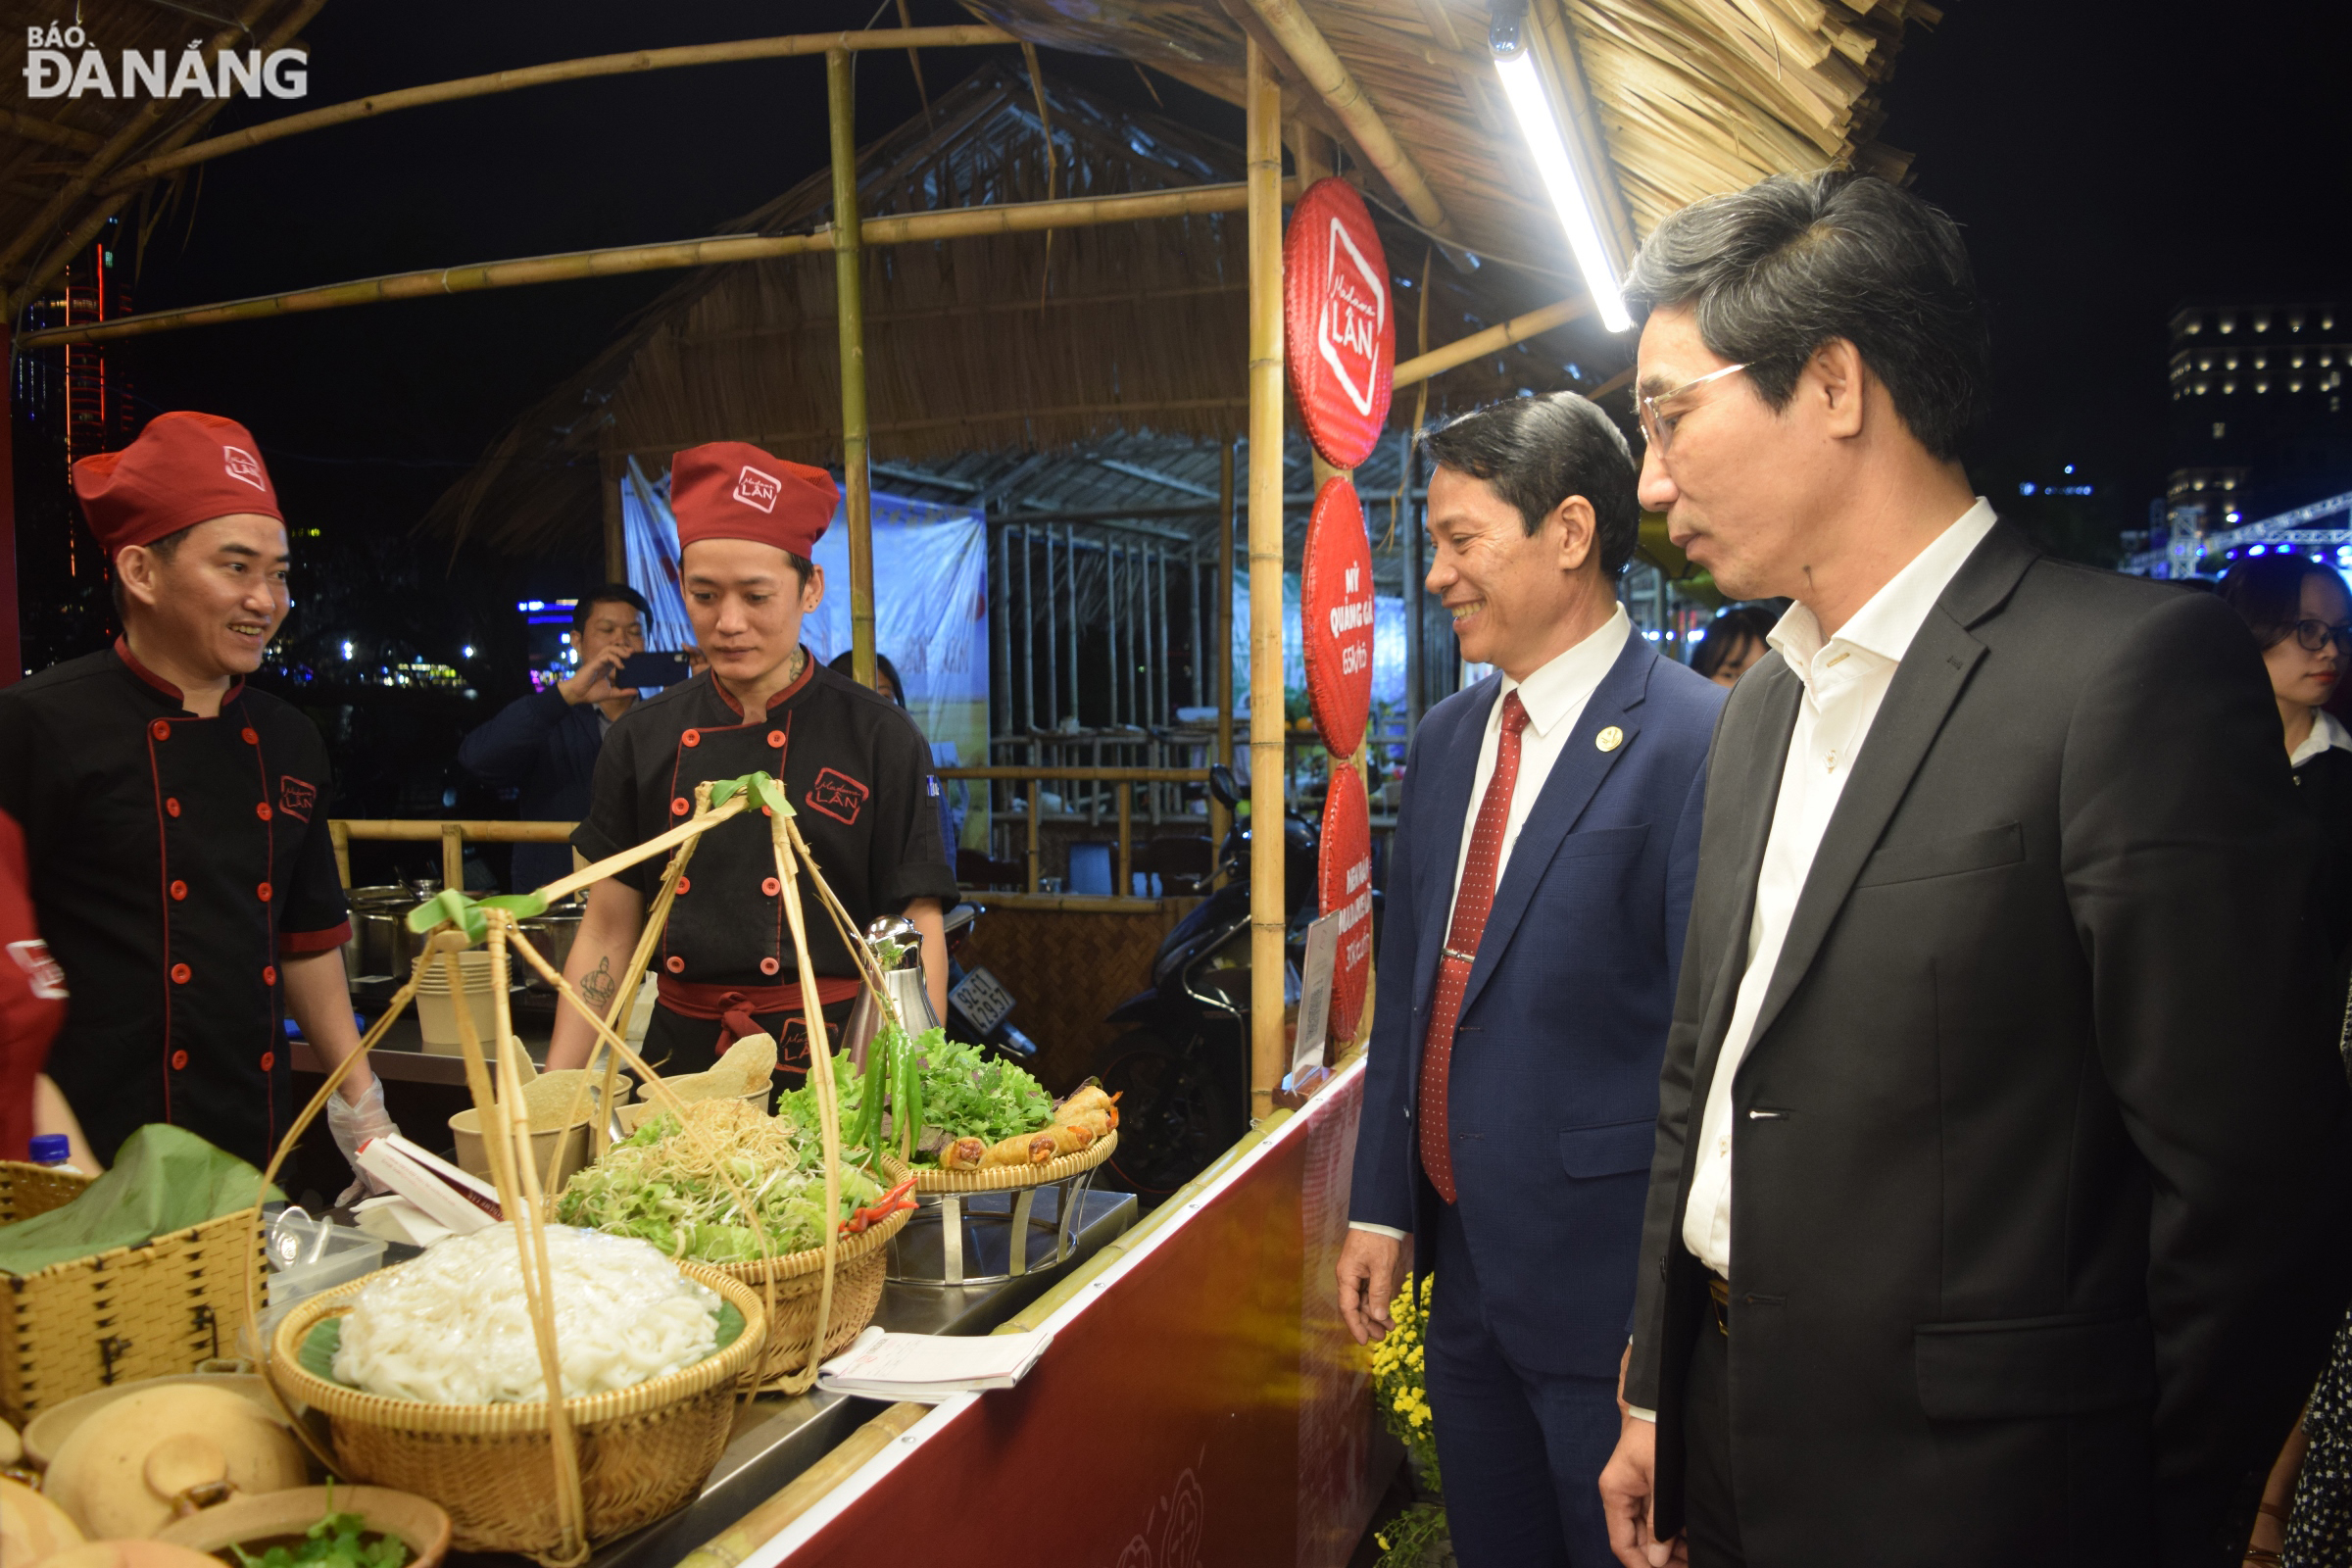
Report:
1319,765,1374,1045
1284,177,1395,470
1301,477,1376,758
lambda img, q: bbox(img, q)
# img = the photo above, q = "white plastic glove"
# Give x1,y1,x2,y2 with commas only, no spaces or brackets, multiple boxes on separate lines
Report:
327,1076,400,1207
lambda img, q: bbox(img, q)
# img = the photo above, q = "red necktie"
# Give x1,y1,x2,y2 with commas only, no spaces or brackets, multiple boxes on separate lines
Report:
1419,691,1531,1203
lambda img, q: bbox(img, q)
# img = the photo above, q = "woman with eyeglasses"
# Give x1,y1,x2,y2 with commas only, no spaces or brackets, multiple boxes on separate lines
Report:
2221,553,2352,1568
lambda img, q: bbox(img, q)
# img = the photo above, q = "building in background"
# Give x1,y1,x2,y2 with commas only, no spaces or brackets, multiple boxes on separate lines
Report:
2128,304,2352,576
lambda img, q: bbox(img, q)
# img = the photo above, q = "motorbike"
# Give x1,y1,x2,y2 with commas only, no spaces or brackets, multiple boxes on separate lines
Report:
940,901,1045,1064
1090,762,1371,1200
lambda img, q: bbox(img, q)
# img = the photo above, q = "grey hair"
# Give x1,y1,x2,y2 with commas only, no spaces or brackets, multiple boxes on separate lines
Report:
1421,392,1640,577
1622,171,1989,460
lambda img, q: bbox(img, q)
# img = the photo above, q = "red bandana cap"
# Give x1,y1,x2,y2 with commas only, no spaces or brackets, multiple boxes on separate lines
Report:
73,411,284,560
670,442,836,560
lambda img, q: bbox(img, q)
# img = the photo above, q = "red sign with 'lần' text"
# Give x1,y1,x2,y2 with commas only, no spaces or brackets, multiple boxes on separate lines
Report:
1300,477,1376,759
1318,766,1373,1044
1284,178,1395,471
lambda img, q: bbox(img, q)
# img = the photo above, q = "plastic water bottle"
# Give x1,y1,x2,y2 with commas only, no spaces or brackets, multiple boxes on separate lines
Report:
28,1134,81,1174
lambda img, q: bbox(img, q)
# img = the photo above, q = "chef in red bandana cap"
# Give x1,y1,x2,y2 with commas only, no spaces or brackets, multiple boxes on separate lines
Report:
0,412,396,1181
547,443,955,1081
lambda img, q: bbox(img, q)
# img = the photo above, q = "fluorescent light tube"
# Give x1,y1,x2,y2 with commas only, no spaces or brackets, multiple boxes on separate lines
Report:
1493,47,1632,332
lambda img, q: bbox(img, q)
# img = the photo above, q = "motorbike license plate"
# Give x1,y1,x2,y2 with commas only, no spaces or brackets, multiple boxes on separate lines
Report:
952,965,1016,1035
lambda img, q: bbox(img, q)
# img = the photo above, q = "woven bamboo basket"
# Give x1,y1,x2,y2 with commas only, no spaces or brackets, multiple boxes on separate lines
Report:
0,1160,262,1426
885,1129,1119,1194
711,1204,912,1384
268,1261,766,1555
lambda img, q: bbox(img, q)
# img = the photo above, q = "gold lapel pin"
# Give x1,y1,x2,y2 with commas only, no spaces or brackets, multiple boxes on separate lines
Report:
1595,725,1625,753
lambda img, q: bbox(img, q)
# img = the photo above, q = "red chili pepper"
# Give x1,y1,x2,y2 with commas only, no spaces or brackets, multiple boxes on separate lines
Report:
842,1174,919,1235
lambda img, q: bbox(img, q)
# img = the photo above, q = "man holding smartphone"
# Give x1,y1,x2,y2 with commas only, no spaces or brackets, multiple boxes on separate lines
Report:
458,585,655,890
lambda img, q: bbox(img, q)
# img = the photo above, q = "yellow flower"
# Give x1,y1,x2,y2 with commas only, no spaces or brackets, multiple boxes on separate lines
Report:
1375,1534,1391,1552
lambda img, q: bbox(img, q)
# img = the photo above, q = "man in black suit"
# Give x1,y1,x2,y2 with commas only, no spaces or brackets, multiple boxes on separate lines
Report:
1596,172,2352,1568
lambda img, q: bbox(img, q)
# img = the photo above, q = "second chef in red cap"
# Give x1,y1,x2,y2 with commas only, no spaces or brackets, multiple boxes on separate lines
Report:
0,412,395,1178
546,442,955,1080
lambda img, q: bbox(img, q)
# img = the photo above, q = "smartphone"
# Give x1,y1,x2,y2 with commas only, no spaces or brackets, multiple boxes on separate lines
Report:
613,651,695,690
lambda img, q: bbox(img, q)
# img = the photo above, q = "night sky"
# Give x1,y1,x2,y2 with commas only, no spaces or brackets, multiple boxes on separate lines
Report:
29,0,2352,662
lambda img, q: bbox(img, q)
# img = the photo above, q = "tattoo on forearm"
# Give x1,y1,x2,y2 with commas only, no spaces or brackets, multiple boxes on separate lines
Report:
582,956,617,1012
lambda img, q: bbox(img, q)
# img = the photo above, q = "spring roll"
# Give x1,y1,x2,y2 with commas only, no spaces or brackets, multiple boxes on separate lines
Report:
1057,1084,1118,1128
940,1136,988,1170
979,1129,1059,1167
1039,1123,1091,1161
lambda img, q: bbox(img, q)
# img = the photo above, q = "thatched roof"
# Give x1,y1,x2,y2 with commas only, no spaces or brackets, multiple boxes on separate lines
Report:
0,0,318,307
967,0,1934,250
426,60,1626,559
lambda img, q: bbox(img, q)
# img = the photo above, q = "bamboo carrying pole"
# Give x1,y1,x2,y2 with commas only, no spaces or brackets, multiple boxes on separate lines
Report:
827,51,878,693
1246,40,1288,1122
15,182,1292,352
99,26,1014,192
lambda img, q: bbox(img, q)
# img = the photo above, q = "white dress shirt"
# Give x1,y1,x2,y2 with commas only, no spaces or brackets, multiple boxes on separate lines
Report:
1679,499,1997,1277
2290,706,2352,768
1352,606,1632,1241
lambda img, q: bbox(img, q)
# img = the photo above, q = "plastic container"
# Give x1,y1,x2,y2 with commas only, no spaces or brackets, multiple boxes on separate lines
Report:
415,950,500,1053
259,1216,386,1345
28,1134,77,1173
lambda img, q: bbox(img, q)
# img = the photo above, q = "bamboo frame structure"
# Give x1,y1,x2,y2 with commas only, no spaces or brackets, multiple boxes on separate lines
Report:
1392,296,1589,388
98,27,1015,193
1243,0,1459,245
1245,40,1288,1121
1212,443,1237,868
828,52,878,693
0,0,328,317
16,180,1292,352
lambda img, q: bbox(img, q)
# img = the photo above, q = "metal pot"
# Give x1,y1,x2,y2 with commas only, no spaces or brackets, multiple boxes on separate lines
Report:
516,909,583,989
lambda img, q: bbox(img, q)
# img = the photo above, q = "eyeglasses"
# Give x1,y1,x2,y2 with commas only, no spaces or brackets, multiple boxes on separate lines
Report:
2287,618,2352,654
1639,362,1751,459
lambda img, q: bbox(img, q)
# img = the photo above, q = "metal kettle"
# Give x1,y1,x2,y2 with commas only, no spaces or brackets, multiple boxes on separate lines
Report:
843,915,938,1070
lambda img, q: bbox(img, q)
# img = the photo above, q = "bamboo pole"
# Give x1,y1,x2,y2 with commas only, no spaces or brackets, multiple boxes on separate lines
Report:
1026,780,1041,895
936,765,1207,782
99,27,1014,192
601,446,627,582
1243,0,1460,245
333,818,576,843
672,1401,930,1568
1246,39,1289,1123
1212,439,1236,876
0,109,103,153
329,820,352,887
1392,297,1591,389
15,181,1290,352
827,51,877,692
441,823,466,894
0,0,328,318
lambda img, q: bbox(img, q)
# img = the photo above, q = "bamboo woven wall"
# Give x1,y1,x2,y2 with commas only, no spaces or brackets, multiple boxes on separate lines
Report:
956,902,1199,1094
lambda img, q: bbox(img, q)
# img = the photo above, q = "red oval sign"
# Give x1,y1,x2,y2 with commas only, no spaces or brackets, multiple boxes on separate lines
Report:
1284,177,1395,470
1319,764,1374,1046
1301,477,1376,758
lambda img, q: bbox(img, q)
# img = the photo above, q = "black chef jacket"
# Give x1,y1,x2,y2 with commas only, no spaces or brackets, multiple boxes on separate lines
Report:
573,654,955,1076
0,640,351,1167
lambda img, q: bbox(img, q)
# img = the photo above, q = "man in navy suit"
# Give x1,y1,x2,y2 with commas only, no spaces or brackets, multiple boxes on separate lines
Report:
1338,392,1724,1566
